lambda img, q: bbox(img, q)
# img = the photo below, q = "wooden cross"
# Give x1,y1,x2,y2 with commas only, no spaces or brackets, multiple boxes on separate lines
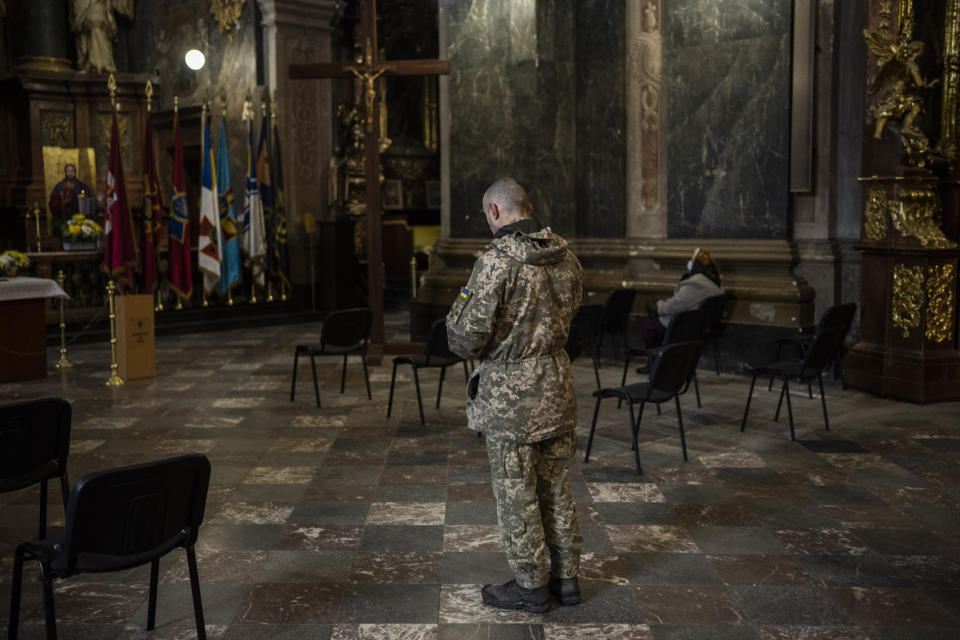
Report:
290,0,450,348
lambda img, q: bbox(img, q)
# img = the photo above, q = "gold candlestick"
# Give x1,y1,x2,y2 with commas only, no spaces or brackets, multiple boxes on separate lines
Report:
105,279,124,386
155,290,164,312
250,283,258,304
410,256,417,299
281,282,288,302
32,203,42,252
267,282,274,302
54,270,73,369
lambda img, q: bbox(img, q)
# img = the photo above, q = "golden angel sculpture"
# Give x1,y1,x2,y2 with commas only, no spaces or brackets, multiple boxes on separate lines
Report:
70,0,135,73
863,29,939,166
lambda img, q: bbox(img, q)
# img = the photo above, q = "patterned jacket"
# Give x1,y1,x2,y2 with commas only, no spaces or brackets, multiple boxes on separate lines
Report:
446,224,583,442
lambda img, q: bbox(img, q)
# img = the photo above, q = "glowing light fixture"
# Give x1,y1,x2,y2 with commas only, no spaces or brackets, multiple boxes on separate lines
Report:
184,49,206,71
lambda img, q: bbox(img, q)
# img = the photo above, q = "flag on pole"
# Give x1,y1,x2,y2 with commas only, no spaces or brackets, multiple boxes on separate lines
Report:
198,108,221,295
141,110,163,293
271,119,291,290
216,118,242,294
103,112,138,291
243,116,267,289
255,115,275,285
168,109,193,301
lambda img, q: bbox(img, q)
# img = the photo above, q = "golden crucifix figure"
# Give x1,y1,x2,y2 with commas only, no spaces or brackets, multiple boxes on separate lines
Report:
345,38,393,132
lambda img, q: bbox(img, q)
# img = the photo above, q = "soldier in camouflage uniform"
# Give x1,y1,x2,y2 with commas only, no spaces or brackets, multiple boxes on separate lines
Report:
447,177,584,612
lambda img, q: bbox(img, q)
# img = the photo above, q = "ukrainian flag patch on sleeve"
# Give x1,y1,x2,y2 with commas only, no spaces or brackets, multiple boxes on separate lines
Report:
450,286,472,322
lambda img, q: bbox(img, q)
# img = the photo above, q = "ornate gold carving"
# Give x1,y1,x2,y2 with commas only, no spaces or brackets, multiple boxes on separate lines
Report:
879,2,893,31
345,38,394,133
210,0,245,37
864,1,940,167
40,111,75,147
892,264,924,337
925,264,956,342
890,185,957,249
97,112,131,171
864,184,889,241
937,0,960,165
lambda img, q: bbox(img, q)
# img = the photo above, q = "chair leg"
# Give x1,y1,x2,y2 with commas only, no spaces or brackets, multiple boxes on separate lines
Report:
627,399,642,475
361,354,372,400
774,378,786,422
436,366,447,409
59,472,70,517
387,362,399,418
290,349,299,401
39,479,47,540
412,366,425,426
147,557,159,630
309,352,321,408
39,560,56,640
741,371,758,432
808,380,813,399
818,374,830,431
593,355,602,390
585,396,602,462
618,355,630,409
462,361,470,383
8,545,24,640
675,394,688,462
694,373,702,408
768,343,781,391
713,339,721,375
340,354,348,394
784,378,796,441
186,545,207,640
656,403,661,415
632,402,646,450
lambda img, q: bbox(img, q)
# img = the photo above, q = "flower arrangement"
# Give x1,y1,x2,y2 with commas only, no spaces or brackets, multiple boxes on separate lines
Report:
0,250,29,276
61,214,103,242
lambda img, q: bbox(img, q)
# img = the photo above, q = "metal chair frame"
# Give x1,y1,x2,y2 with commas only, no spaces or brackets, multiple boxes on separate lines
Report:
291,307,373,407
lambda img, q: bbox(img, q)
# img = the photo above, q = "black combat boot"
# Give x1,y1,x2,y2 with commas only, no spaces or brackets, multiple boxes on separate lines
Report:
480,579,550,613
548,576,581,605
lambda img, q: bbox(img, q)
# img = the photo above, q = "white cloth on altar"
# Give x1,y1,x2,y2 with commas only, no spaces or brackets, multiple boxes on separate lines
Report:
0,277,68,302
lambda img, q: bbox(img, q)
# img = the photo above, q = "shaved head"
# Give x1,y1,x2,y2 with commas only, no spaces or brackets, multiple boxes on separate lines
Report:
483,178,531,219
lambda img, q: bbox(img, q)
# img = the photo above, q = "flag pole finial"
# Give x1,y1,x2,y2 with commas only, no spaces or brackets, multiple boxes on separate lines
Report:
108,73,117,110
145,80,153,113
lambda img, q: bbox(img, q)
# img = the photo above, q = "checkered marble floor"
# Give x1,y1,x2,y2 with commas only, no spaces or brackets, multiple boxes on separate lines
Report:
1,321,959,639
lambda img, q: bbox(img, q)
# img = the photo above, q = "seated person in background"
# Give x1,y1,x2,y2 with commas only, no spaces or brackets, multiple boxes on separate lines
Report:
642,248,724,347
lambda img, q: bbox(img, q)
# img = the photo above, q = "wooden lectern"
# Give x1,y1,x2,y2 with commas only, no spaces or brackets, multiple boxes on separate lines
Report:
116,294,155,380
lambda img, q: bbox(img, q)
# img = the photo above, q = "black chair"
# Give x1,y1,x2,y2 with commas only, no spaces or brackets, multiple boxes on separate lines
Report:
291,307,373,408
565,304,604,389
8,454,211,640
585,341,702,475
0,398,72,540
742,326,847,441
387,318,469,425
620,309,705,408
700,294,727,375
769,302,857,393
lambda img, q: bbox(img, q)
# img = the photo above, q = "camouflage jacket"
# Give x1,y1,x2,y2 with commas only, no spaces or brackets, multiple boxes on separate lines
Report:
446,225,583,442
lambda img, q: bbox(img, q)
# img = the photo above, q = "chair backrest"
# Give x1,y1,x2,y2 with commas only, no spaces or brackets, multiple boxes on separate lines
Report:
700,294,727,334
424,318,460,364
664,309,705,345
815,302,857,337
801,326,847,374
61,454,211,575
321,307,373,350
648,341,702,396
603,289,636,332
0,398,71,492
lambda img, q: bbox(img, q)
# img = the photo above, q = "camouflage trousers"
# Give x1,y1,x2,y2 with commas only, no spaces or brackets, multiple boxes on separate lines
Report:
485,431,583,589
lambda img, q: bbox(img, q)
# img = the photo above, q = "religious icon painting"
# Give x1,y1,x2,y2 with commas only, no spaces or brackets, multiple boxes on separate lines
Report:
383,179,404,210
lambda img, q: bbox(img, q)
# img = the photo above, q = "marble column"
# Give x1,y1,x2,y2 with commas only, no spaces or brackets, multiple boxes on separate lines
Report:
260,0,337,294
10,0,71,71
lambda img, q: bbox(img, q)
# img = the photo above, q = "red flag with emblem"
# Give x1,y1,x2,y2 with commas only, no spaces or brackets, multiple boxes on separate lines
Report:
104,112,138,291
141,110,164,293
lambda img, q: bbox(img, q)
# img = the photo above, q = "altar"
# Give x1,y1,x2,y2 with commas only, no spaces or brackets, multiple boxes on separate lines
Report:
0,277,67,383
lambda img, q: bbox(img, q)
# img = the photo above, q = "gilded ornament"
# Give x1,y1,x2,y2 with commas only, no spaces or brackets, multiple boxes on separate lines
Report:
892,264,924,338
210,0,245,37
889,185,957,249
864,183,888,242
863,12,940,167
936,0,960,165
41,111,75,147
879,2,892,31
925,264,956,343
